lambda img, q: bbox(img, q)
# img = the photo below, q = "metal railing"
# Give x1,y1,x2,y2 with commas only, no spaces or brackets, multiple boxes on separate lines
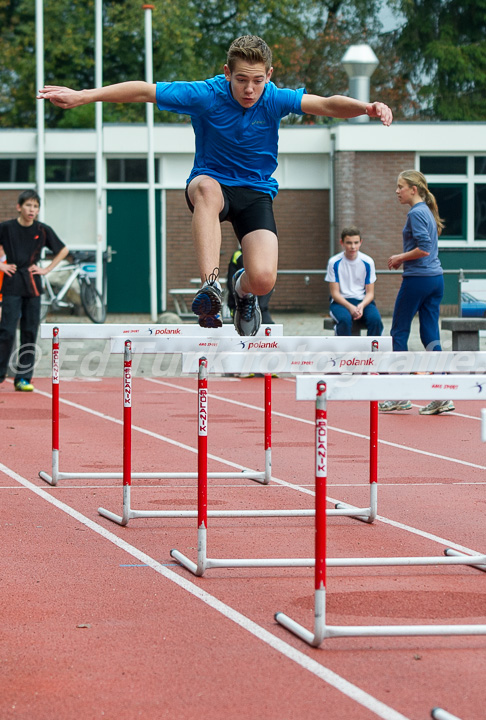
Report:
276,268,486,316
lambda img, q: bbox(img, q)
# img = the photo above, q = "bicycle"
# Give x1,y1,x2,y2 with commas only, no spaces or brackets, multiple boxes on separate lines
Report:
40,250,107,324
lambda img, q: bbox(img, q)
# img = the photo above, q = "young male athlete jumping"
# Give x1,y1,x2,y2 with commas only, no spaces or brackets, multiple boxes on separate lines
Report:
38,35,393,336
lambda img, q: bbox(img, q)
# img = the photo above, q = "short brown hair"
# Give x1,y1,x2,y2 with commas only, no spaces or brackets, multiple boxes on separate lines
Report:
341,226,361,241
227,35,272,73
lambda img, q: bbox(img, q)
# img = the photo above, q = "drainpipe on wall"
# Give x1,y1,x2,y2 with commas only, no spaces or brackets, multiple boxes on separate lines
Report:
329,132,336,258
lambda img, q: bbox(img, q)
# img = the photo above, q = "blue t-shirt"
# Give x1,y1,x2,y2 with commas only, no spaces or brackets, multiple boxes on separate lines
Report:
156,75,306,198
402,202,443,277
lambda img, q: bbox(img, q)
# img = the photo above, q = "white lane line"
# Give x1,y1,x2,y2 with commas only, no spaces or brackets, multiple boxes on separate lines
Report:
33,385,484,555
33,387,255,473
145,378,486,470
2,481,485,491
0,460,410,720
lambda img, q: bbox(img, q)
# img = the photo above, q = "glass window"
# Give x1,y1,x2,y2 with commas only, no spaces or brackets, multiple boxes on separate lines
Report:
0,158,36,183
107,159,146,182
107,158,158,183
475,184,486,240
475,157,486,175
45,158,95,182
429,183,466,239
420,156,467,175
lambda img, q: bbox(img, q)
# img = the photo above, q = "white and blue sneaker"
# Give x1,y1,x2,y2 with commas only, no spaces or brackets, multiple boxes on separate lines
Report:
378,400,412,412
232,268,261,337
191,269,222,329
419,400,455,415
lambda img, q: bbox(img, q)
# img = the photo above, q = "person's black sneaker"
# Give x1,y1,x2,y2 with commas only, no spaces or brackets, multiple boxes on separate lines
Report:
232,268,261,336
191,268,222,329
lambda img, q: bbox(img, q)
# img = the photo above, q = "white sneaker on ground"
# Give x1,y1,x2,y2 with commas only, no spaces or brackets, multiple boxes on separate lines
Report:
419,400,455,415
378,400,412,412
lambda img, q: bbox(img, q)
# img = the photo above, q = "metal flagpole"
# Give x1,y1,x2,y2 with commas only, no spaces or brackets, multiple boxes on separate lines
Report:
143,4,158,321
95,0,105,296
35,0,45,220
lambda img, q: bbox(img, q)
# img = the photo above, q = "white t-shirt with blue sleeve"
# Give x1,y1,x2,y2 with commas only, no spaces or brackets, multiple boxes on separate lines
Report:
325,251,377,300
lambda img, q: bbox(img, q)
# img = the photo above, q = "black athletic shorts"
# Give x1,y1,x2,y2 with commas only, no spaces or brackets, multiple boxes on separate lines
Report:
185,183,277,242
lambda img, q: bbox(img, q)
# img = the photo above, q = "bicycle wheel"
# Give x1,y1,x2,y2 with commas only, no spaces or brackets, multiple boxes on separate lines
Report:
40,297,51,321
79,277,106,323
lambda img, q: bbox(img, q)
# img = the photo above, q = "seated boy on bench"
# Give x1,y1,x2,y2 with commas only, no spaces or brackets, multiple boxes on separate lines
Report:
325,226,383,336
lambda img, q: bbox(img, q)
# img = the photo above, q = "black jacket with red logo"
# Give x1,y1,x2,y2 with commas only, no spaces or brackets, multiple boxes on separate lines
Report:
0,219,65,297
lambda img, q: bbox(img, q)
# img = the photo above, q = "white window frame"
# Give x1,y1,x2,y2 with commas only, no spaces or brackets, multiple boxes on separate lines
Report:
418,153,486,248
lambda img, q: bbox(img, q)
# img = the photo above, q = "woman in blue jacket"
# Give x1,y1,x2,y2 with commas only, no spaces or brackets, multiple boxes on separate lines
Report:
379,169,454,416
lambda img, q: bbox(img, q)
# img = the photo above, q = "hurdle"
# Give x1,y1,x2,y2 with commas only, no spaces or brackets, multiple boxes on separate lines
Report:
104,335,390,528
38,322,282,486
273,374,486,646
106,340,486,536
97,343,279,525
431,708,463,720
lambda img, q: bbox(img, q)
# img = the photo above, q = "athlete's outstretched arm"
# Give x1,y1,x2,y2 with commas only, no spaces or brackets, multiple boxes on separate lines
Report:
37,81,157,109
301,94,393,126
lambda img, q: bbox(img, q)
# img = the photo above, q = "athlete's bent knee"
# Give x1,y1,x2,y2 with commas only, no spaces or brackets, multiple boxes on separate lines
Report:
191,177,222,208
246,270,275,297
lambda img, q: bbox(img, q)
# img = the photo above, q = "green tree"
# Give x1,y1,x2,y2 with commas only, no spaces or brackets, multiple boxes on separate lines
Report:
388,0,486,120
0,0,413,128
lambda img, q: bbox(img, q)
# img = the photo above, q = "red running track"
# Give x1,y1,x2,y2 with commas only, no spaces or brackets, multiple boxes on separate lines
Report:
1,374,485,720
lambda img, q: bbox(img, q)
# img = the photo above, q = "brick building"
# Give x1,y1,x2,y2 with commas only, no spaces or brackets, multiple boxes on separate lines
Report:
1,122,485,315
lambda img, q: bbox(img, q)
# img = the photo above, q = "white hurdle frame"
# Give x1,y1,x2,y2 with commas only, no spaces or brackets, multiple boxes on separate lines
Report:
97,343,277,525
274,375,486,646
103,338,392,528
170,366,486,578
38,322,281,486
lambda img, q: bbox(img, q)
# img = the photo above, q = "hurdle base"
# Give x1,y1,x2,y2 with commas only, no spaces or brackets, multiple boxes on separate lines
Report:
275,612,320,647
334,502,373,523
170,549,202,576
39,470,73,486
98,506,128,526
168,550,486,575
38,471,57,486
275,614,486,646
170,549,316,576
444,548,486,572
431,707,464,720
39,449,60,486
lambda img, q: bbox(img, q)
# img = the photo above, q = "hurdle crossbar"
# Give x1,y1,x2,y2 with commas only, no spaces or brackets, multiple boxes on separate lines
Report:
274,377,486,646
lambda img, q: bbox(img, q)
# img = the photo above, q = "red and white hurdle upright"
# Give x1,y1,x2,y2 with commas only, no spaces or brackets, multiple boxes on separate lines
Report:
274,374,486,646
